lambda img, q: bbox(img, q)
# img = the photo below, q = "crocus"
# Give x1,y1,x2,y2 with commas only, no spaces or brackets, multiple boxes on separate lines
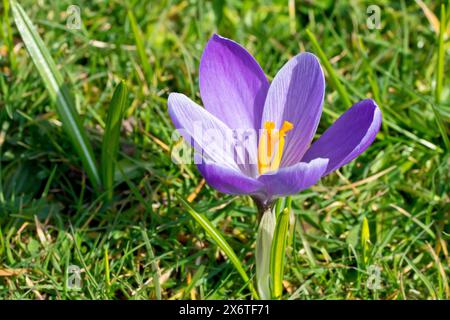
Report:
168,34,381,210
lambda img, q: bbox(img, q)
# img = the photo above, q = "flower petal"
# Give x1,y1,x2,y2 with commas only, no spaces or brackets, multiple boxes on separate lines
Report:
199,34,270,131
302,99,382,176
168,93,240,170
257,158,328,198
197,162,265,195
261,52,325,167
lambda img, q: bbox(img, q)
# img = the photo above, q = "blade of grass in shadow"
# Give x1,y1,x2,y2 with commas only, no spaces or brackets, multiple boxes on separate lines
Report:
2,0,16,71
101,81,127,201
183,264,205,299
404,256,437,299
141,227,162,300
434,4,450,152
128,10,152,85
117,163,154,215
306,29,352,108
270,207,290,300
175,194,259,299
11,0,101,190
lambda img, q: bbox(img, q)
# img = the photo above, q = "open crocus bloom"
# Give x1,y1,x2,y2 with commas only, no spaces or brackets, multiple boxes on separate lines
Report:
168,34,381,207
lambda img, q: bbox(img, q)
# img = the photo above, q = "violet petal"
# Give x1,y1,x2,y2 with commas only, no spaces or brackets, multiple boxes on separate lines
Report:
302,99,382,176
168,93,239,169
197,161,265,195
199,34,270,131
261,53,325,167
257,158,328,199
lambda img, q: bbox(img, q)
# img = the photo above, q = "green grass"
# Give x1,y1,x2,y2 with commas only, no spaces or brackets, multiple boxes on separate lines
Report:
0,0,449,300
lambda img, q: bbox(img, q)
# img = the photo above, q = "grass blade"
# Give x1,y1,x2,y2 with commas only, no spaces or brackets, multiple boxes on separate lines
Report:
11,0,101,190
433,4,450,152
1,0,16,70
128,10,152,84
436,4,446,105
175,194,258,299
101,81,128,201
104,247,111,290
404,256,437,299
184,265,205,299
270,208,290,299
141,227,162,300
306,28,352,108
361,216,371,265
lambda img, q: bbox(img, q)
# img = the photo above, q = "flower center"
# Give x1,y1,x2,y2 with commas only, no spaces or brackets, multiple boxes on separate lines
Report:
258,121,294,175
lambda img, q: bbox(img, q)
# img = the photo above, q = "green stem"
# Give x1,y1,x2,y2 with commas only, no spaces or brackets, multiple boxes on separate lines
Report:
270,207,290,299
255,207,276,299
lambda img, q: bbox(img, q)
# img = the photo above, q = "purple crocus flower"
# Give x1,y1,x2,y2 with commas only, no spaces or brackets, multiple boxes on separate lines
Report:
168,34,381,209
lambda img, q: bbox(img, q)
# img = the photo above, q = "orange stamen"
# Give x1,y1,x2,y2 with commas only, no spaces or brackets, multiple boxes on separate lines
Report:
258,121,294,175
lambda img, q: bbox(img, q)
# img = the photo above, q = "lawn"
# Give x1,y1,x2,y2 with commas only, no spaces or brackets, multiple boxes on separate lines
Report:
0,0,448,300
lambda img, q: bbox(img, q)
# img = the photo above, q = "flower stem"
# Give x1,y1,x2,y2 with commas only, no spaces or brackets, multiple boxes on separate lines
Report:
270,207,290,299
255,197,293,300
253,197,274,223
255,207,276,299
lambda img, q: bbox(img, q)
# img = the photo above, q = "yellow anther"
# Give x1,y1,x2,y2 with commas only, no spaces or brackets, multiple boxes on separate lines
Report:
258,121,294,175
280,121,293,135
264,121,275,158
264,122,275,130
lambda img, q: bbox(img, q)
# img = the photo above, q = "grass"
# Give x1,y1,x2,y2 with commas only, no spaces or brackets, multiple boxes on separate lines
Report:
0,0,449,300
